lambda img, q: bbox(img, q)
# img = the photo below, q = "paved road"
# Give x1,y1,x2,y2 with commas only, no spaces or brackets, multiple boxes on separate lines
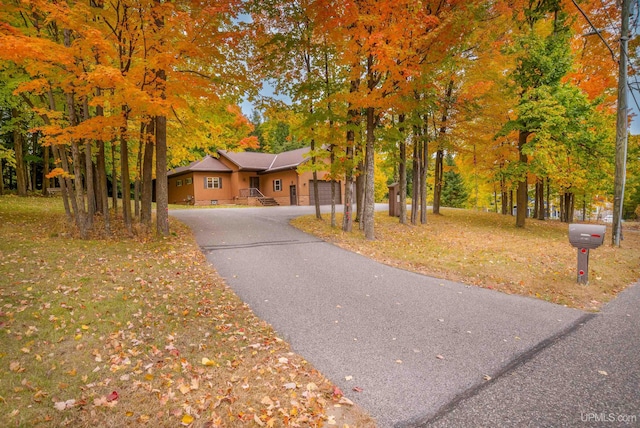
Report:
426,282,640,428
171,206,636,427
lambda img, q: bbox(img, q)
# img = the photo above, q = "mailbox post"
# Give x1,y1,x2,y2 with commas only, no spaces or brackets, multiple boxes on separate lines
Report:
568,224,606,284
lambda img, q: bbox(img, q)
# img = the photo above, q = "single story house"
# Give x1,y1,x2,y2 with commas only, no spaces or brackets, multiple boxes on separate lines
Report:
167,147,343,206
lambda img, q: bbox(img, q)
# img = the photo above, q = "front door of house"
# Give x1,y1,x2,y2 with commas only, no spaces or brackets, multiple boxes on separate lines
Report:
249,177,260,196
290,185,297,205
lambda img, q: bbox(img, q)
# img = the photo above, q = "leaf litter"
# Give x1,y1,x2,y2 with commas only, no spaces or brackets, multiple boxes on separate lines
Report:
0,196,376,427
292,209,640,310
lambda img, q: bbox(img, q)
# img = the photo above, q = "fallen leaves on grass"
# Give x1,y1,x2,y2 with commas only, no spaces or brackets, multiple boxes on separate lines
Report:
0,197,376,427
292,209,640,310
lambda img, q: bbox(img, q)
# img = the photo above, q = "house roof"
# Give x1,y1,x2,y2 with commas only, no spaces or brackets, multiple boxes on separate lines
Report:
167,155,232,177
217,150,278,171
267,147,311,172
218,147,311,174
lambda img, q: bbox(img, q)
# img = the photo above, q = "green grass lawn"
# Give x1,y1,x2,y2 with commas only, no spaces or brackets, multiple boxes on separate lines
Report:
0,195,374,427
292,209,640,310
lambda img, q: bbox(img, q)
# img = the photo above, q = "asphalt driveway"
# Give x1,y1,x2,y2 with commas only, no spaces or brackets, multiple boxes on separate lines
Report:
171,205,629,427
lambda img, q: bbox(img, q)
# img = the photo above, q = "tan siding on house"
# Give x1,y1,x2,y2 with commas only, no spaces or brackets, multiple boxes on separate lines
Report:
192,172,233,205
168,173,196,204
259,170,299,205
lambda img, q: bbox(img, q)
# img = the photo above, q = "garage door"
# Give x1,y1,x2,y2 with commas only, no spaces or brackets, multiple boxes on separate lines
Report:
309,180,341,205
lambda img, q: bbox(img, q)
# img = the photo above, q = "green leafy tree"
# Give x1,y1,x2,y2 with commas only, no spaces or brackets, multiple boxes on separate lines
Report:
500,3,573,227
441,154,468,208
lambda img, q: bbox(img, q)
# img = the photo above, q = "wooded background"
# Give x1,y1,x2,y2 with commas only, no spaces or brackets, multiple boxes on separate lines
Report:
1,0,639,239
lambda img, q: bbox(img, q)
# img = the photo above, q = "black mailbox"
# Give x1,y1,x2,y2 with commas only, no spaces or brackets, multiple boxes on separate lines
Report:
568,224,606,249
568,224,606,284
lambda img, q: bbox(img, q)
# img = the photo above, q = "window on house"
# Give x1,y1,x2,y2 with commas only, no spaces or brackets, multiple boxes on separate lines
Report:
273,179,282,192
185,177,193,185
176,179,183,187
205,177,222,189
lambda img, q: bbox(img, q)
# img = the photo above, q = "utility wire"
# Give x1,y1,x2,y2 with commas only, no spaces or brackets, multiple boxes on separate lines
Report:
571,0,617,61
571,0,640,114
618,27,640,114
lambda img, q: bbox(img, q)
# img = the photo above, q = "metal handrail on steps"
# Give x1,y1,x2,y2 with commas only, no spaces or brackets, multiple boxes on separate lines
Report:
239,188,265,198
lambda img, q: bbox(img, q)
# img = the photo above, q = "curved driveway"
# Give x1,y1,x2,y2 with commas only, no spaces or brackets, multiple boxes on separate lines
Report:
172,206,591,427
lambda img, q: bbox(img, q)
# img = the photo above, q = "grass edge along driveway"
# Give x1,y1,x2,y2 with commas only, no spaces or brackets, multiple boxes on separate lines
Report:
291,209,640,311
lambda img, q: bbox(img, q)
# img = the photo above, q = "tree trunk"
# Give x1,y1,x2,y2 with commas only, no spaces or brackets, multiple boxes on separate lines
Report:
342,87,359,232
516,130,530,228
500,176,508,215
141,119,155,226
51,144,73,222
97,140,110,233
432,79,454,216
12,108,27,196
62,29,87,236
411,139,419,225
364,105,376,240
28,136,36,191
135,122,145,221
420,132,428,224
95,93,110,233
398,114,407,225
342,152,354,232
156,111,169,236
0,159,4,195
85,141,95,230
70,139,88,238
120,106,132,234
82,97,95,230
42,145,50,196
154,0,169,236
563,192,574,223
534,182,539,219
324,51,336,228
545,178,551,219
64,88,89,238
330,148,336,228
501,190,509,215
111,141,118,213
93,161,102,215
356,157,365,227
57,146,78,219
433,149,443,215
536,178,545,220
343,77,359,232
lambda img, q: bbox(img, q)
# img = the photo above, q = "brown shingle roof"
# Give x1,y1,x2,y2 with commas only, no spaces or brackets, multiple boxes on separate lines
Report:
217,150,277,171
267,147,311,172
218,147,311,173
169,147,316,177
167,155,232,177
